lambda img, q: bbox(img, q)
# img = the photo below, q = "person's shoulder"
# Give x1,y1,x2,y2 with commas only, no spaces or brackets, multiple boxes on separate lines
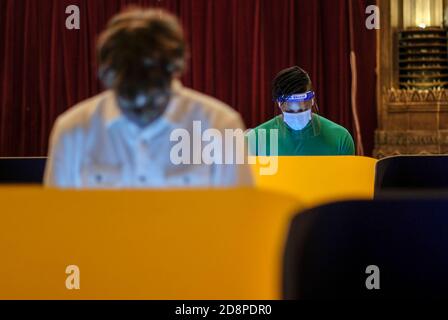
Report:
53,91,112,133
178,86,242,125
317,115,351,137
253,115,282,131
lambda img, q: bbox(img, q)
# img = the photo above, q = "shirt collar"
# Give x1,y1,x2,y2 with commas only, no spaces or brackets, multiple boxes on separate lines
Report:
104,79,184,130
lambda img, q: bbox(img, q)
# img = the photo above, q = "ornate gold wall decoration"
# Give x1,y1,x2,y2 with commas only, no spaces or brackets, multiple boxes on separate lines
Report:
374,88,448,158
374,0,448,158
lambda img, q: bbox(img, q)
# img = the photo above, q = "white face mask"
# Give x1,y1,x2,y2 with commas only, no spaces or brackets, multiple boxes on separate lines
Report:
282,109,312,131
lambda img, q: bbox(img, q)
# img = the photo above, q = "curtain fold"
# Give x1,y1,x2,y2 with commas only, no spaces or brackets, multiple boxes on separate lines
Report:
0,0,376,156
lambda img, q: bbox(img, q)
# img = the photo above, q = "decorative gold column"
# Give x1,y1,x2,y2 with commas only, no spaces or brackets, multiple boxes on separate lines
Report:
373,0,448,158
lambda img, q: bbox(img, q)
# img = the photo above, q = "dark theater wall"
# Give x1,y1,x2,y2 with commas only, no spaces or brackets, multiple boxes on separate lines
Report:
0,0,376,157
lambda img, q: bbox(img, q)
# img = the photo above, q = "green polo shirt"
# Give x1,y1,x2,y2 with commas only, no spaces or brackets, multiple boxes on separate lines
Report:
248,114,355,156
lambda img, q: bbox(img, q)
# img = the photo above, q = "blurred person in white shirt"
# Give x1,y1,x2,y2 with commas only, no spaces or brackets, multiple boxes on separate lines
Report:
44,7,252,188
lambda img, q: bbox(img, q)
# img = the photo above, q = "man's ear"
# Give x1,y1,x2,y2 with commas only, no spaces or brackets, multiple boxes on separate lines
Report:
98,66,116,88
309,98,315,108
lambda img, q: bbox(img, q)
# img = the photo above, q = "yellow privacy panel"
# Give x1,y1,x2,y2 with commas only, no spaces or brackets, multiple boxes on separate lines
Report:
0,187,301,300
252,156,377,206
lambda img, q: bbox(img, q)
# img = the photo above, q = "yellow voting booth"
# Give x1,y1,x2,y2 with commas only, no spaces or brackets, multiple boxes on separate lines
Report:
0,188,301,300
0,156,376,299
251,156,377,206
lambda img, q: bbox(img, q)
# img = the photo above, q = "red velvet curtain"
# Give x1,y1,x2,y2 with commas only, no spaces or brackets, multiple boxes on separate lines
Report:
0,0,376,157
297,0,377,156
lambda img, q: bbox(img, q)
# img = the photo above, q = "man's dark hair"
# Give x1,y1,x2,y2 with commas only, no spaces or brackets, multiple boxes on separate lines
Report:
272,66,312,102
97,7,186,94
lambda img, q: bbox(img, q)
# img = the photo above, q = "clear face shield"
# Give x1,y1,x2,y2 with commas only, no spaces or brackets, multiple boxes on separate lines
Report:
277,91,321,138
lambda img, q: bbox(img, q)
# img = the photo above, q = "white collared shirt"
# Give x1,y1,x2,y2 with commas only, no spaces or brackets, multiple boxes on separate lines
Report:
44,81,253,188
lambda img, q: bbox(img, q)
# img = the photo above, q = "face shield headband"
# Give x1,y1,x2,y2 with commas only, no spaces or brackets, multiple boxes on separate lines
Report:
277,91,316,115
276,91,315,104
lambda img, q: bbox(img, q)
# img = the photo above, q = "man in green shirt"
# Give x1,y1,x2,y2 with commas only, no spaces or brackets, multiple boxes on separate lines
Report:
249,66,355,156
